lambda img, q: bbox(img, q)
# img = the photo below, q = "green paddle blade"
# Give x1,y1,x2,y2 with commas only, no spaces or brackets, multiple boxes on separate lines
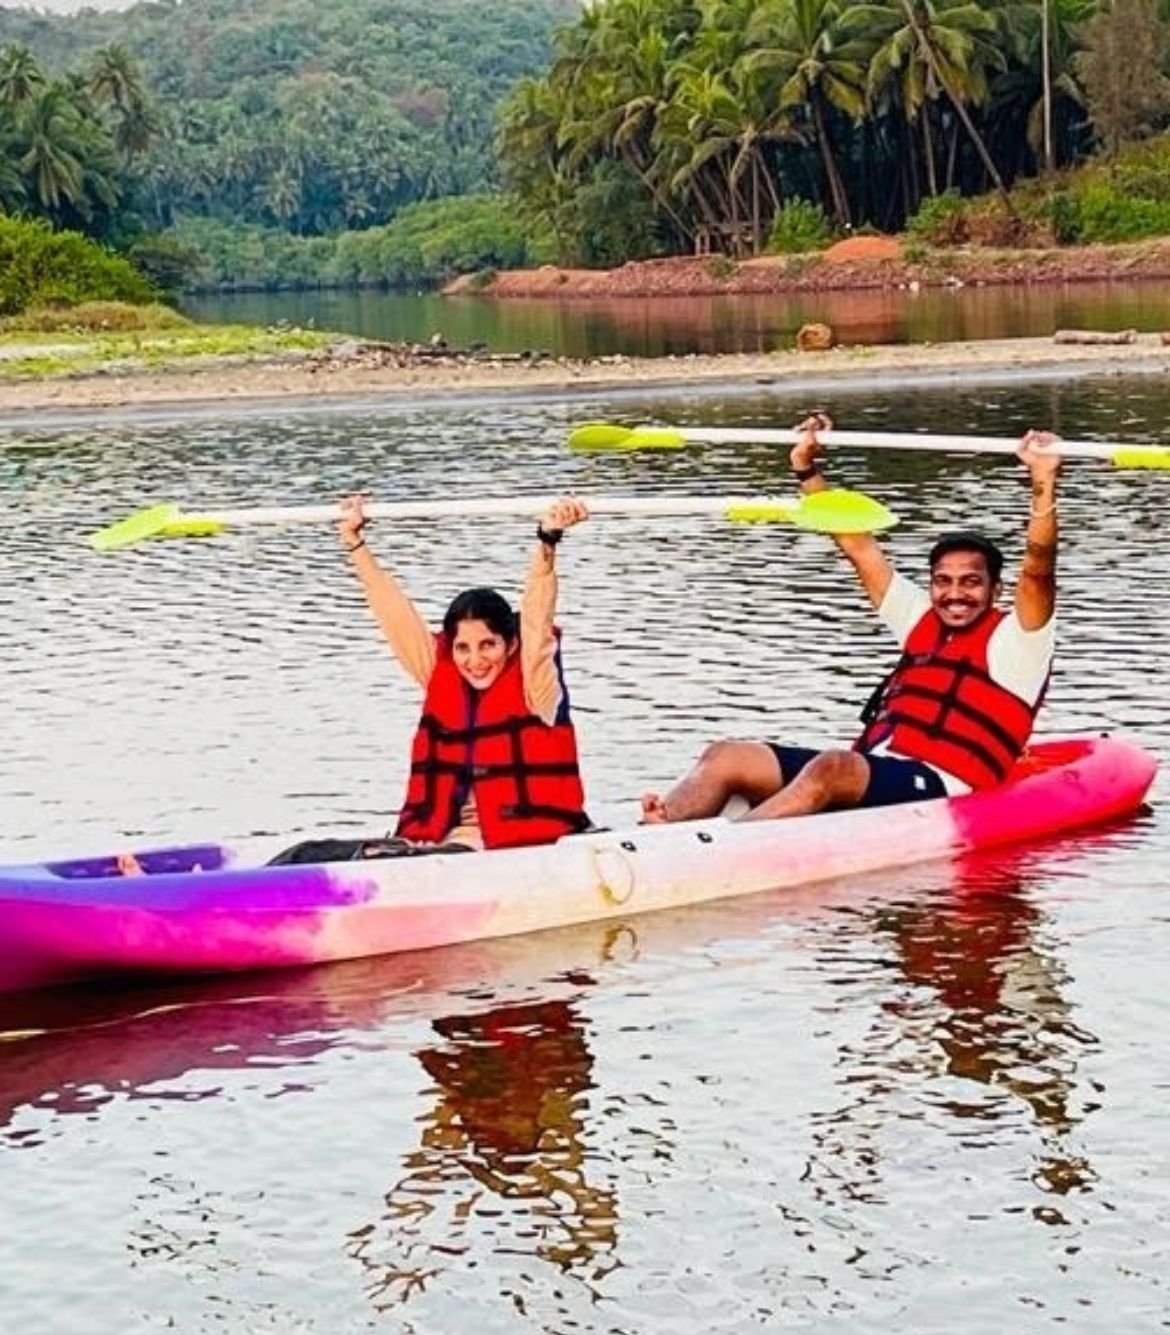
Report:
88,503,182,553
725,501,796,523
568,423,686,451
793,489,898,534
1111,447,1170,470
724,490,897,532
566,423,634,450
158,516,227,540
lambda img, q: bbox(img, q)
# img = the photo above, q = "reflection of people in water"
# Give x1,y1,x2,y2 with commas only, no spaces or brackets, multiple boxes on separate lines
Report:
804,862,1096,1208
350,997,618,1308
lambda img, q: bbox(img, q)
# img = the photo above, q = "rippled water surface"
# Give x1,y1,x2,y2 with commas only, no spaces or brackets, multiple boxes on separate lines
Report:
1,376,1168,1333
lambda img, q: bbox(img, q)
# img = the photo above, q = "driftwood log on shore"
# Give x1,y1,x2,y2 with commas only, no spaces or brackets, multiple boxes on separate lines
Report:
1052,328,1138,345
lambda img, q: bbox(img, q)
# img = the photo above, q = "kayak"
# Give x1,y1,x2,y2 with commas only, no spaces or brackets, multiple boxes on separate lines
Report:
0,736,1156,996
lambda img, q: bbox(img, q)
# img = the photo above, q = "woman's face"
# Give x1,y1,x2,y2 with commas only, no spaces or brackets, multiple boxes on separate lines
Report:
451,618,515,690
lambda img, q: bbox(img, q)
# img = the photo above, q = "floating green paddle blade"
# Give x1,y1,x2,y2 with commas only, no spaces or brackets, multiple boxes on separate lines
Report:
158,516,227,540
88,503,182,553
725,501,796,523
794,489,899,534
1111,447,1170,470
568,423,686,451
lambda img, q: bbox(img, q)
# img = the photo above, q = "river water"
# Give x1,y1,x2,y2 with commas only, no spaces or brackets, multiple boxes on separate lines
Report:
1,372,1168,1332
187,281,1170,358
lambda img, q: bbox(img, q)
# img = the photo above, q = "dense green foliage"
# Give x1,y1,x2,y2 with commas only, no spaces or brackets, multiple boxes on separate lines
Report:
327,196,551,287
0,300,189,333
768,199,834,252
0,216,156,315
906,133,1170,244
0,0,574,238
168,195,550,291
0,41,157,239
497,0,1170,258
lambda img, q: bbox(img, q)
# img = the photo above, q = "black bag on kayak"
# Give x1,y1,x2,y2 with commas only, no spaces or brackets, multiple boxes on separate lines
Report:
266,836,474,865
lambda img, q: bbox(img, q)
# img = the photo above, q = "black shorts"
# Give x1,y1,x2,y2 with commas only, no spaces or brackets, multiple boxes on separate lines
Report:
765,744,948,809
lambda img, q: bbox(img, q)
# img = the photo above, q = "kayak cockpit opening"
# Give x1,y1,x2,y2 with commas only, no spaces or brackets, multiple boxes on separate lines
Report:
45,844,228,879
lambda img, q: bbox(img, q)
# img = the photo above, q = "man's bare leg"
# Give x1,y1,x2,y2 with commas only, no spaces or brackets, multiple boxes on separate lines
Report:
641,741,783,823
740,750,870,821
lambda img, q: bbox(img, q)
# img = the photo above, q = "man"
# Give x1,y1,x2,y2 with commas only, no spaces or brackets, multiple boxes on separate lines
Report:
641,414,1060,823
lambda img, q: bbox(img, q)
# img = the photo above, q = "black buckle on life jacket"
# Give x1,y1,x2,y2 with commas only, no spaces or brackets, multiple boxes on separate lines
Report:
859,673,891,724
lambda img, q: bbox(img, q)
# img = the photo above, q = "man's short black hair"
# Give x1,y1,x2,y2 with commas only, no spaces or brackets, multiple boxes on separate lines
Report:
928,531,1005,584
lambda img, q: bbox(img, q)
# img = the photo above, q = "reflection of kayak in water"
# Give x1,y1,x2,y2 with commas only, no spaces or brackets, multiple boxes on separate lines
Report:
0,737,1155,997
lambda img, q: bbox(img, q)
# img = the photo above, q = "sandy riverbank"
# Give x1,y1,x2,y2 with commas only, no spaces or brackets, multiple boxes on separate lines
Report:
2,334,1170,422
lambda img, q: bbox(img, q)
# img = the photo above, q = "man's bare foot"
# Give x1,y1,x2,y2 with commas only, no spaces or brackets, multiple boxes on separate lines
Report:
116,852,145,877
640,793,669,824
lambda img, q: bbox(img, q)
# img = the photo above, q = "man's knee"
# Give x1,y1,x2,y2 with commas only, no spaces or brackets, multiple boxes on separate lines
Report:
696,739,781,797
803,749,869,800
697,739,769,777
696,739,744,773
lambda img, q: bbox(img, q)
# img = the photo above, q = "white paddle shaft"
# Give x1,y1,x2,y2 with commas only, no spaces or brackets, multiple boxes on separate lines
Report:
673,426,1143,460
190,494,794,526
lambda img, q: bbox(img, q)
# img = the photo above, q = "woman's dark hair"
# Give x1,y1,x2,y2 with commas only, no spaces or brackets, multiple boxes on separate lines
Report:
928,531,1005,584
443,587,517,642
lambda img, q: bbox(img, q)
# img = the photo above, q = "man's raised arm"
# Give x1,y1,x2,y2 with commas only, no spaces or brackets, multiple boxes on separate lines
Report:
1015,429,1061,631
789,413,893,609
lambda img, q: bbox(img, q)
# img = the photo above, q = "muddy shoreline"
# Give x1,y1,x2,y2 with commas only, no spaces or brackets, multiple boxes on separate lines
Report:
444,237,1170,300
2,334,1170,428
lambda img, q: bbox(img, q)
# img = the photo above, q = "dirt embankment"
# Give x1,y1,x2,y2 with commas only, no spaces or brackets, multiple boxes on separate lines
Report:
444,236,1170,300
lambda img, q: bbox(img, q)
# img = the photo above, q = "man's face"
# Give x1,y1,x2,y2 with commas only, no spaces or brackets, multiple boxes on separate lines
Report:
929,549,999,630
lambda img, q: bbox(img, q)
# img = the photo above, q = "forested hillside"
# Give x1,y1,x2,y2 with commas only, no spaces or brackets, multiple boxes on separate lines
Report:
7,0,1170,297
0,0,576,236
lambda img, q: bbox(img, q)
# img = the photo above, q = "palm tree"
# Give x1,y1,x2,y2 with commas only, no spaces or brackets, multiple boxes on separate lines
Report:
87,44,160,161
744,0,868,224
849,0,1017,214
265,163,302,229
987,0,1090,174
17,84,87,216
0,44,45,109
0,120,25,212
87,45,142,113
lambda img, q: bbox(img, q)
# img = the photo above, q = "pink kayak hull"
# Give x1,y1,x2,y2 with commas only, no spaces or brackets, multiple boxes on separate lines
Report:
0,736,1156,996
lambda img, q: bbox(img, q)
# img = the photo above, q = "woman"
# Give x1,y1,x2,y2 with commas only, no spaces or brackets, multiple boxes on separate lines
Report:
118,497,591,876
338,492,591,852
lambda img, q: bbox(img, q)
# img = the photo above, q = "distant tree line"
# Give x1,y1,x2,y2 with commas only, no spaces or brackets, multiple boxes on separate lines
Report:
0,0,574,238
4,0,1170,297
496,0,1170,262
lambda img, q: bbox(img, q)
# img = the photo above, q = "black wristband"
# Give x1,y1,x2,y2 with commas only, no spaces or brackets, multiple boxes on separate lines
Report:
346,538,367,554
537,524,563,547
792,463,821,483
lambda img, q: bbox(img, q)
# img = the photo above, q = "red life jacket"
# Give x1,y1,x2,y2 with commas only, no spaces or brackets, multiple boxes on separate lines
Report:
855,607,1042,790
395,632,588,849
